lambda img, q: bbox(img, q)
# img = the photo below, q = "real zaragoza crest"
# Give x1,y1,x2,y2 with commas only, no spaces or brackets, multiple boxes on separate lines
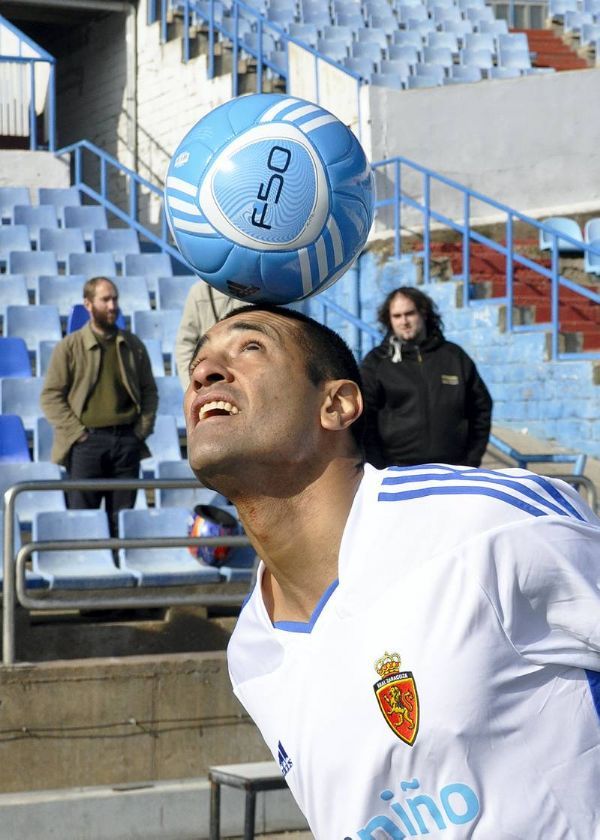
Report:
373,651,419,746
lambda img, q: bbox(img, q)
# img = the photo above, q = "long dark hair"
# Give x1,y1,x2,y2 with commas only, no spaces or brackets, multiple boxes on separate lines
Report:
377,287,444,338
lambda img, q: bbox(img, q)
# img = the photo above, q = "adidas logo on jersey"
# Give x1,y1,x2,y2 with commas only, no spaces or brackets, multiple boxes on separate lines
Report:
278,740,293,776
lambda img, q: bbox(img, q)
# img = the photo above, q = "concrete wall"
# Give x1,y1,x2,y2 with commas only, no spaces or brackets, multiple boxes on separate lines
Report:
367,69,600,226
0,151,69,191
0,652,270,795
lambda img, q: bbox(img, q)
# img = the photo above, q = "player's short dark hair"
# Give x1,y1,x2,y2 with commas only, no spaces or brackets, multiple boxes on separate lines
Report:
83,276,117,302
223,304,365,453
377,286,444,337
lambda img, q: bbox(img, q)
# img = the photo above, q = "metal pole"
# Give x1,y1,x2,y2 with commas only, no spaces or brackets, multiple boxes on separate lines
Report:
423,172,431,284
551,236,559,360
462,190,470,301
2,488,17,666
506,212,514,331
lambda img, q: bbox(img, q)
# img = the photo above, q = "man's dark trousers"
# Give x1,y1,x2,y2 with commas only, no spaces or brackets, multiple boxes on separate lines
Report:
67,426,142,537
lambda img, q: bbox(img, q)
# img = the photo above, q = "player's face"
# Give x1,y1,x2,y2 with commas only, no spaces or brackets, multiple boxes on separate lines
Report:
184,311,327,485
85,280,119,332
388,294,425,343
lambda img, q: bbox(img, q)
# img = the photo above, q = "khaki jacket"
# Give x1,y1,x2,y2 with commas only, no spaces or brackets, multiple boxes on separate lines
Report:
174,281,237,389
40,323,158,466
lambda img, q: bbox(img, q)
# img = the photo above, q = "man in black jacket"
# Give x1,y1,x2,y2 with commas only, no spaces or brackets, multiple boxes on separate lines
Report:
360,286,492,468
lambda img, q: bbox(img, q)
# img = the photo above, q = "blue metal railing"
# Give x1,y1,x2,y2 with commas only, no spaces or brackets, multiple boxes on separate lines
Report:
488,433,587,474
0,14,56,151
372,155,600,362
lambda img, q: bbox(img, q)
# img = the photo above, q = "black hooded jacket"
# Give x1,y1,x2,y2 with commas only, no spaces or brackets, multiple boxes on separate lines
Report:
360,331,493,468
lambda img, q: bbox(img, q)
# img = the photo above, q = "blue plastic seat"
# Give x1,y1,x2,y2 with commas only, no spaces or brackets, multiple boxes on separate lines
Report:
351,41,383,62
0,461,65,525
113,275,151,316
13,204,59,248
466,5,495,24
155,376,186,432
344,55,377,77
464,31,497,54
39,228,86,267
63,205,108,244
118,507,222,586
407,72,440,87
0,225,31,267
0,275,29,324
132,308,181,360
380,58,412,79
156,275,196,310
32,510,136,590
38,187,81,225
66,303,126,333
397,4,428,23
497,49,531,70
0,186,30,222
415,62,446,83
580,21,600,45
142,338,166,377
8,251,59,292
450,63,482,81
124,252,173,296
478,19,509,35
0,415,30,463
0,337,32,378
539,217,584,253
323,24,356,41
0,376,45,434
68,251,117,277
140,414,182,477
34,415,54,461
497,32,530,52
334,10,364,27
369,14,398,33
317,36,350,59
370,70,406,88
441,18,473,39
583,239,600,275
461,47,494,70
357,27,390,49
36,339,61,378
488,65,522,79
392,29,424,48
584,218,600,243
288,21,320,45
422,45,454,67
4,304,62,354
407,18,436,36
154,460,222,508
0,511,48,591
432,4,462,21
93,228,140,269
427,31,459,52
37,275,86,318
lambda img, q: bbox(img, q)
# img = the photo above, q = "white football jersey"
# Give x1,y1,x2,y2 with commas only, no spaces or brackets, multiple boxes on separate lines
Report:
228,464,600,839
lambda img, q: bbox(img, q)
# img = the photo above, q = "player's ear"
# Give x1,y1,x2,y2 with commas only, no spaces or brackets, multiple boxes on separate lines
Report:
320,380,363,432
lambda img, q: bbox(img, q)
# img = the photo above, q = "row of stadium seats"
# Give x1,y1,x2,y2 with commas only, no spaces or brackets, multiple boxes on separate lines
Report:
0,274,196,318
539,216,600,274
0,227,141,269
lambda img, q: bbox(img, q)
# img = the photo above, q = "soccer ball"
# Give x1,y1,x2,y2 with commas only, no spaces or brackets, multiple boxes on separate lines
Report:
188,503,254,569
164,93,374,304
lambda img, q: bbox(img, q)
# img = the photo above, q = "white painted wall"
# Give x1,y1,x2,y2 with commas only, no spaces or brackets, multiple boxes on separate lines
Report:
367,69,600,226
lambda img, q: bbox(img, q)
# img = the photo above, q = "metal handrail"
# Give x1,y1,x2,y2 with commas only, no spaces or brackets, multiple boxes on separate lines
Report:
372,155,600,362
0,14,56,151
488,433,587,474
2,478,254,666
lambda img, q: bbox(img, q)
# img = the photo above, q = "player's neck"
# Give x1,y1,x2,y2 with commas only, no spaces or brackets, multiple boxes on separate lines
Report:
235,456,363,624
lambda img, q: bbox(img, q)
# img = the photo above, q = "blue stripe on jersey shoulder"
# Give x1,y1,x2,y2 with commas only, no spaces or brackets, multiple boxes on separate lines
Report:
273,578,339,634
585,670,600,720
380,466,585,521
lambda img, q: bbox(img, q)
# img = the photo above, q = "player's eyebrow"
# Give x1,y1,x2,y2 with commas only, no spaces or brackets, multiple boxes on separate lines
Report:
189,319,283,375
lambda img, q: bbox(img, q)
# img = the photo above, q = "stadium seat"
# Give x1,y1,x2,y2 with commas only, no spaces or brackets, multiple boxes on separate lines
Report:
4,304,62,354
450,63,482,82
466,5,495,25
242,31,280,56
584,218,600,243
288,22,320,45
392,30,424,49
441,18,473,40
0,186,30,223
344,55,377,76
142,338,166,377
415,62,446,83
0,415,30,463
33,416,54,461
155,376,186,431
36,339,60,378
37,275,86,318
66,303,126,333
63,205,109,244
39,227,86,267
407,18,436,37
155,460,218,508
118,507,222,586
427,31,460,53
124,252,173,296
111,275,151,316
580,22,600,45
539,217,584,253
334,10,364,27
38,186,82,224
369,15,398,34
478,19,509,35
156,275,196,310
407,73,441,87
220,15,253,40
132,309,181,360
497,49,531,71
464,32,497,54
549,0,578,19
323,24,356,41
0,461,65,525
0,510,48,591
93,228,140,270
583,239,600,275
488,66,522,79
357,27,390,50
397,4,428,23
461,47,494,71
0,225,31,267
13,204,59,248
497,32,530,53
423,45,454,68
0,275,29,324
0,376,45,433
0,337,32,378
370,71,405,89
68,252,117,277
351,41,384,62
380,58,412,78
32,510,137,590
8,251,59,292
140,414,182,477
317,36,350,60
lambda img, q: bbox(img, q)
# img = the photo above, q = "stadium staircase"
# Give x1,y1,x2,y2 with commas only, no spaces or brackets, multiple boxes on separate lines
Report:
517,27,592,70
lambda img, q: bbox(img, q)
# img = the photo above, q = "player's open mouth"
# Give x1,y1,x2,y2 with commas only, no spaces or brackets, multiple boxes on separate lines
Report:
199,400,240,421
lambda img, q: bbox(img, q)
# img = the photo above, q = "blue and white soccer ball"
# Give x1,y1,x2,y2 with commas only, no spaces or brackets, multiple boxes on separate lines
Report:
164,94,374,304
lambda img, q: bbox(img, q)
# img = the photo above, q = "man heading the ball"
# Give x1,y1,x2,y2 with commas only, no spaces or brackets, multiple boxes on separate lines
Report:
184,304,600,840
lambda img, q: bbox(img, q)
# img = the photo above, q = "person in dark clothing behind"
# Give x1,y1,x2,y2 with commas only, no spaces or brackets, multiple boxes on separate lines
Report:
360,286,492,469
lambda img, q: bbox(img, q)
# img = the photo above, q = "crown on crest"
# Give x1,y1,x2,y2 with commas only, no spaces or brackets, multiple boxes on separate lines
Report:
375,651,402,678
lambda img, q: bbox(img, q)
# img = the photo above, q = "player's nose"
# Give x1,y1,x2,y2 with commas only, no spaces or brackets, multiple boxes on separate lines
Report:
189,354,233,388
